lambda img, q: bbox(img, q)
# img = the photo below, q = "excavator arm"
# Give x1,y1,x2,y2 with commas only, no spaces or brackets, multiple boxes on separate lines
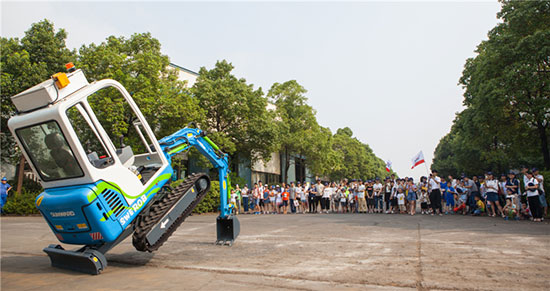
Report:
158,125,239,244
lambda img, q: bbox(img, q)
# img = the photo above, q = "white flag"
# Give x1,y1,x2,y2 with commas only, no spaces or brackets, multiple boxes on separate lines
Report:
411,151,425,169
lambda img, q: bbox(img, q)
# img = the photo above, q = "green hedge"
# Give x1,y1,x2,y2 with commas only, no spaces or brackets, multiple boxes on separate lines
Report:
170,179,220,214
2,190,40,215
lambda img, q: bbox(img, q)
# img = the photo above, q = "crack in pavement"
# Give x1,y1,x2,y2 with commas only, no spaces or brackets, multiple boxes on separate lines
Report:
416,223,425,291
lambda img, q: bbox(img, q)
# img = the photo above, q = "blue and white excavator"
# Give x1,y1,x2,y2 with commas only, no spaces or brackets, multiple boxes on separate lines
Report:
7,63,240,274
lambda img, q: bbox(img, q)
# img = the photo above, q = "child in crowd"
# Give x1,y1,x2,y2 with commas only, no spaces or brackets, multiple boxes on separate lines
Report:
519,202,530,220
339,187,347,213
502,196,518,221
262,185,270,214
269,186,277,214
472,195,485,216
282,186,290,214
419,189,429,214
454,188,468,215
445,182,457,215
230,189,237,214
397,188,406,214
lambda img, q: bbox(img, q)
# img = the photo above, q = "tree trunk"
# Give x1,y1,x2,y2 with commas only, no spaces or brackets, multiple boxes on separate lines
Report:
16,154,25,195
284,148,290,184
537,121,550,170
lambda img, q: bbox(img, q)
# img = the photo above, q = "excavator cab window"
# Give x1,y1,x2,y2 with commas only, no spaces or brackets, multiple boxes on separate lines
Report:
16,121,84,181
86,86,162,184
66,103,114,169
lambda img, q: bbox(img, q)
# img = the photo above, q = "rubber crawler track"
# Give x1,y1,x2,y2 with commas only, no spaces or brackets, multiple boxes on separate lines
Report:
132,173,210,252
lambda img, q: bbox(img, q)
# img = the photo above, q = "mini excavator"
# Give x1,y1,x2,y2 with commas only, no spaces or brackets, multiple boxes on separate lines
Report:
7,63,239,274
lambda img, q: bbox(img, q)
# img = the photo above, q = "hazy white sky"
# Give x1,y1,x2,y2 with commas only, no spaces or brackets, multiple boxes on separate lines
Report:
1,1,501,178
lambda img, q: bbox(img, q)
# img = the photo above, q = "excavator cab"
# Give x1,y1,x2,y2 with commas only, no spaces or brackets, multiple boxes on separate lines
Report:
8,66,238,274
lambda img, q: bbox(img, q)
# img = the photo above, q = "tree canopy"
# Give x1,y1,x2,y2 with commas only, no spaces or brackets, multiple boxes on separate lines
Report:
2,19,391,183
432,0,550,177
1,20,75,164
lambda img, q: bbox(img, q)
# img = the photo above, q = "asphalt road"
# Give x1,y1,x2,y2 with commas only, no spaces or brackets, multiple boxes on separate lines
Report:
1,213,549,290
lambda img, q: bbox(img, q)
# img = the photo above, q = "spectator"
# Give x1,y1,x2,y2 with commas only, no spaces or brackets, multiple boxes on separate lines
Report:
407,178,417,215
357,181,367,213
241,184,249,214
444,178,457,215
366,180,375,213
463,176,478,213
315,180,324,213
533,168,547,218
282,186,290,214
525,171,543,222
473,195,485,216
289,182,297,214
429,170,443,216
1,177,11,212
397,187,406,213
269,186,277,214
235,184,242,214
484,172,504,218
503,191,518,221
373,178,383,213
308,183,317,213
321,183,332,214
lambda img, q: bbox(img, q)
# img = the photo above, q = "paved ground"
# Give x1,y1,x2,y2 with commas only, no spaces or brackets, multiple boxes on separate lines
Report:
1,213,549,290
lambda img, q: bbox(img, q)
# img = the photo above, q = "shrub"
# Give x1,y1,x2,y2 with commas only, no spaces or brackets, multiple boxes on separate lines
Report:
2,190,41,215
171,178,220,214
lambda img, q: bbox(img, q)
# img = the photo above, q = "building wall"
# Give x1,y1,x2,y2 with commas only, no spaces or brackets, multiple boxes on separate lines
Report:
168,63,199,87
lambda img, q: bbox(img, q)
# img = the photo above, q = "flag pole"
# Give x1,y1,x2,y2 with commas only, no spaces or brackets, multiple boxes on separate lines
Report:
424,160,430,177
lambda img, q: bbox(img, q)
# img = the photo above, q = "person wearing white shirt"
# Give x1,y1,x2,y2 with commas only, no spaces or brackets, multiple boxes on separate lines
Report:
357,181,367,213
322,183,333,214
373,178,384,213
484,172,503,217
525,171,543,222
533,168,547,217
429,170,442,215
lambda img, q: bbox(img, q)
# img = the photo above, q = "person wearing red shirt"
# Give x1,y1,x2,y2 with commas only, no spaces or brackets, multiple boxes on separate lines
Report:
282,186,290,214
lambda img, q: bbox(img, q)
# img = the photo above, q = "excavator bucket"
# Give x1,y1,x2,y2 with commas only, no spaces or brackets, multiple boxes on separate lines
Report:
216,215,240,246
43,245,107,275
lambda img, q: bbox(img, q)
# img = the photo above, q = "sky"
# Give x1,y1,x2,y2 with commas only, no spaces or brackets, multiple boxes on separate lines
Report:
1,1,502,179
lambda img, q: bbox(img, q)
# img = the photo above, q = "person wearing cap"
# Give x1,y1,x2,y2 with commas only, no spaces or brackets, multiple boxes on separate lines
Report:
484,172,503,218
1,177,12,212
533,168,547,218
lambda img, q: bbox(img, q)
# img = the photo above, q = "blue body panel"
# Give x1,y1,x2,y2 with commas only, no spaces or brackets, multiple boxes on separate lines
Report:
36,166,173,245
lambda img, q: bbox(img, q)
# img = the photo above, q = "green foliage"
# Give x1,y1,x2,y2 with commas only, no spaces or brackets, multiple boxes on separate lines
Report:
330,127,389,180
77,33,205,142
433,1,550,174
268,80,332,180
1,19,75,164
192,60,277,163
2,190,40,215
193,181,220,214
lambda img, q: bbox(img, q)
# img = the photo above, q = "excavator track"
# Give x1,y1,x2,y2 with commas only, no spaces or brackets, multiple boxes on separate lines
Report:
132,173,210,252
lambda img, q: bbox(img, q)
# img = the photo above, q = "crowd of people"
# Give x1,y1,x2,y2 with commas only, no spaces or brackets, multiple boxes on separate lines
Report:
230,167,547,222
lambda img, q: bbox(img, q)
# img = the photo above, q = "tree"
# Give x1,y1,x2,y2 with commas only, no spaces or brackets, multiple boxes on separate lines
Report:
330,127,388,181
268,80,326,181
433,1,550,172
1,19,75,165
192,60,277,166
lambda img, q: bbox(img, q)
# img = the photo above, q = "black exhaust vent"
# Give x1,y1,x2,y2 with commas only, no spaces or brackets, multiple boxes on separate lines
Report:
100,189,126,218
